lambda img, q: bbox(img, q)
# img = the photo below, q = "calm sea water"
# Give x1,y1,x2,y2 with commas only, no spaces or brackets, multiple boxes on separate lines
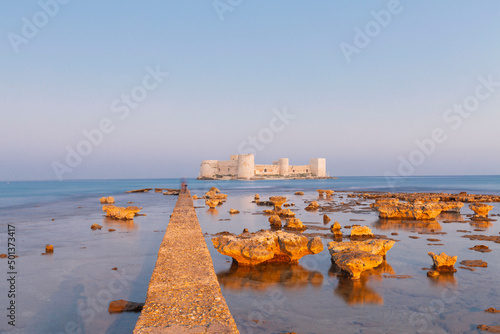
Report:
0,176,499,333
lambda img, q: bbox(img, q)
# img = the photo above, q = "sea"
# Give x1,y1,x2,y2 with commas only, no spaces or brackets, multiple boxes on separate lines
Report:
0,176,499,333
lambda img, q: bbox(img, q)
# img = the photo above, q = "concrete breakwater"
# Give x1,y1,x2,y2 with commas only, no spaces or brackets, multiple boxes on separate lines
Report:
134,190,239,334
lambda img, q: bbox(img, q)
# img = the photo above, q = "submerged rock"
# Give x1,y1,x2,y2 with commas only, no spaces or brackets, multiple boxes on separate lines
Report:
108,300,144,313
229,209,240,214
91,223,103,230
294,191,304,196
212,230,323,266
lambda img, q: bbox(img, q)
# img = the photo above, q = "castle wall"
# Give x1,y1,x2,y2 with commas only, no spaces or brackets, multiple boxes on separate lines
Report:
237,154,255,179
278,158,289,176
288,165,310,174
255,164,279,175
310,158,326,177
218,160,238,176
199,160,219,178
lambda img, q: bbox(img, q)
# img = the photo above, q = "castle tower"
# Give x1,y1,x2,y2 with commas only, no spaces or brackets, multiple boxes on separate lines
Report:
278,158,289,176
199,160,219,178
310,158,326,177
237,154,255,179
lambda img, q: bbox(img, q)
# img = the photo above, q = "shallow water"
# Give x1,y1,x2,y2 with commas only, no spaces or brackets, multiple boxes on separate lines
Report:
1,177,499,333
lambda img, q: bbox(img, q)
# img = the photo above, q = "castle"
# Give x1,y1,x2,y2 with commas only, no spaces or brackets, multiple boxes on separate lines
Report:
198,154,327,180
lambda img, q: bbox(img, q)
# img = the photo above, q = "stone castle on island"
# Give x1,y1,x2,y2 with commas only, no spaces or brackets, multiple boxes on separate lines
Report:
198,154,328,180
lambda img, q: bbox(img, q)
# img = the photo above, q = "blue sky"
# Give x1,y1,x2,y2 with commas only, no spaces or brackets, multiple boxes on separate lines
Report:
1,1,499,180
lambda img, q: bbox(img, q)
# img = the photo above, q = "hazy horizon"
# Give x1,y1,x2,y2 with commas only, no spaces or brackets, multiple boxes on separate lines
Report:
2,1,500,181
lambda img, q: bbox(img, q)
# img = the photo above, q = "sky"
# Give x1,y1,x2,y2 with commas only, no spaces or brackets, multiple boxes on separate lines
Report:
1,1,500,181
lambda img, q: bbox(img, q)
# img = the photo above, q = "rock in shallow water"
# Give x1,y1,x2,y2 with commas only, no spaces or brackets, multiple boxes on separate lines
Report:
212,230,323,266
108,299,144,313
377,202,443,220
428,252,457,272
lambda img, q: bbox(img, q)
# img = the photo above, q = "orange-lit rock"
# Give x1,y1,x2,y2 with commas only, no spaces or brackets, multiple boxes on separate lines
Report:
428,252,457,271
376,202,443,220
212,230,323,266
323,215,332,224
229,209,240,214
100,196,115,204
469,203,494,217
294,191,304,195
331,251,383,280
205,199,221,209
305,201,320,211
328,239,395,258
350,226,373,238
269,196,287,210
284,218,306,231
102,205,141,220
325,190,334,196
269,215,282,228
439,201,464,213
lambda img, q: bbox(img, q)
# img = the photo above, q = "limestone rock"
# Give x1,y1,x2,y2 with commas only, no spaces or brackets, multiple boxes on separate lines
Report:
254,194,260,200
459,260,487,267
439,201,464,213
100,196,115,204
323,215,331,224
317,189,325,195
102,205,141,220
205,199,221,209
192,195,198,200
331,221,341,231
469,203,494,217
305,201,320,211
45,244,54,253
209,187,220,193
91,223,103,230
350,226,373,238
370,198,399,209
108,300,144,313
268,215,282,228
284,218,306,231
377,202,443,220
331,251,383,280
264,209,296,218
324,190,334,196
428,252,457,271
212,230,323,266
269,196,287,210
328,239,395,258
294,191,304,195
229,209,240,214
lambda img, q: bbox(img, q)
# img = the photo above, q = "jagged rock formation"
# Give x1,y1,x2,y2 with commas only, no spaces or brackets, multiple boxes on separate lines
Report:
102,205,141,220
212,230,323,266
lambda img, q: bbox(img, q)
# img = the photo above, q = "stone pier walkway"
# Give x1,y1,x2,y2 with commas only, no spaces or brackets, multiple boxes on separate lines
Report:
134,190,240,334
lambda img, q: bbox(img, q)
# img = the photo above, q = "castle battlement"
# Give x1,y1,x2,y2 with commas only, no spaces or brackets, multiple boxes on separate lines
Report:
198,154,327,180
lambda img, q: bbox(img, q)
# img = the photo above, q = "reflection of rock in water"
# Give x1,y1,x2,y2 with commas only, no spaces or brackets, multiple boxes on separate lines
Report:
103,217,136,230
328,261,396,305
217,261,323,291
439,212,465,222
427,271,457,286
335,276,383,305
373,219,442,233
207,208,219,215
469,220,493,229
